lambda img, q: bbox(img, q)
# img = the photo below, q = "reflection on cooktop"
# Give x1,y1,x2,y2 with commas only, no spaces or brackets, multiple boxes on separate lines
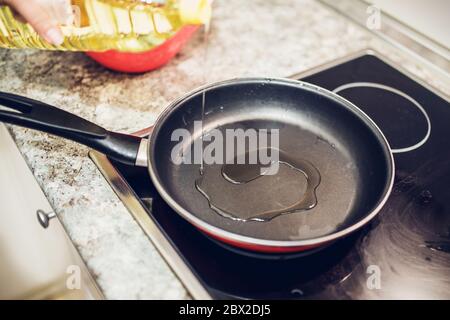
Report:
101,53,450,299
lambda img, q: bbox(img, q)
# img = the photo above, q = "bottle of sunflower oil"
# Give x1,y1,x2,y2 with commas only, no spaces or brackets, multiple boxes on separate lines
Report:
0,0,211,52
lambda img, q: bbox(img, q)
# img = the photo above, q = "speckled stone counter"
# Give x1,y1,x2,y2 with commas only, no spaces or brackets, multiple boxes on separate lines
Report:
0,0,448,299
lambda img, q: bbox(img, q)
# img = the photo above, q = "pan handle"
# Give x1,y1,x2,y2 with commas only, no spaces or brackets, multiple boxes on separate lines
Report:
0,91,144,166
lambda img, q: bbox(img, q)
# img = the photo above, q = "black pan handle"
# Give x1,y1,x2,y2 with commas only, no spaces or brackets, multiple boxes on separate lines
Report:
0,91,143,166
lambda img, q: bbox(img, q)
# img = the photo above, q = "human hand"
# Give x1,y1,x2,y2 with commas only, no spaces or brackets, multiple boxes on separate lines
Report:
0,0,73,45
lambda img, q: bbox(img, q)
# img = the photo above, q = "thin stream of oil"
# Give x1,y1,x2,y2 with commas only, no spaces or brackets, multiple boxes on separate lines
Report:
200,22,210,176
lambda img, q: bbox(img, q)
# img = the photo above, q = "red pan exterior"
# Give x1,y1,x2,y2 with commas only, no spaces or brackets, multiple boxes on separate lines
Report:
196,224,329,253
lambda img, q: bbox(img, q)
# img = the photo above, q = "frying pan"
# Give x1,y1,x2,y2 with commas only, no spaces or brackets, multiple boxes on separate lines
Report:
0,78,394,253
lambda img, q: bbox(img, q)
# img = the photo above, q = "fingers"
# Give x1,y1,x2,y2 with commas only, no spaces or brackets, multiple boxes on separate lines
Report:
4,0,64,45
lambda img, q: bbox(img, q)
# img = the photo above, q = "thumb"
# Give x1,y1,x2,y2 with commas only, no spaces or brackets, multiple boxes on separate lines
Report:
4,0,64,45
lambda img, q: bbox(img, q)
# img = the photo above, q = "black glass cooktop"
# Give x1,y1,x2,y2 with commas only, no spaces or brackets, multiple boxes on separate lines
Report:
108,53,450,299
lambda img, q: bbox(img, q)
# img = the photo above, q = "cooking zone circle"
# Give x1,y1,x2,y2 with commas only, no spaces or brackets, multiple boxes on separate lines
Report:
333,82,431,153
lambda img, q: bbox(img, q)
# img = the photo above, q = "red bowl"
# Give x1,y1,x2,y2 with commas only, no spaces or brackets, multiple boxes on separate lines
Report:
86,25,199,73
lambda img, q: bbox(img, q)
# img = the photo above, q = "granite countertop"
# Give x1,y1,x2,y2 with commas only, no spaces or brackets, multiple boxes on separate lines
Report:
0,0,448,299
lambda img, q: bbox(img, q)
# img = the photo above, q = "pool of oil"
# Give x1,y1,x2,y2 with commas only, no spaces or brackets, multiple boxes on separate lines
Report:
167,118,357,240
195,148,321,222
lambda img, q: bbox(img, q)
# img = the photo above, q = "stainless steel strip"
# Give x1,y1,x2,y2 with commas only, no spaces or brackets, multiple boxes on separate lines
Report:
89,151,212,300
318,0,450,76
290,49,450,102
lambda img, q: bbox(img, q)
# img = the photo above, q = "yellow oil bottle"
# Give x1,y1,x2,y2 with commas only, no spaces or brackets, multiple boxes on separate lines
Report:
0,0,211,52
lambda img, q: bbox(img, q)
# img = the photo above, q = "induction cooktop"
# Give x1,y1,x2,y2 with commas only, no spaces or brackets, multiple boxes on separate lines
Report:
90,51,450,299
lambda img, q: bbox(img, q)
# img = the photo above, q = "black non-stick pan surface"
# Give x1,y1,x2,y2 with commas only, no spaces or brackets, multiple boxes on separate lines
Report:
147,79,393,244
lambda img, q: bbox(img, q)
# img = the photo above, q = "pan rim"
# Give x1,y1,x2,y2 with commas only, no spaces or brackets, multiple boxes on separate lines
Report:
147,77,395,248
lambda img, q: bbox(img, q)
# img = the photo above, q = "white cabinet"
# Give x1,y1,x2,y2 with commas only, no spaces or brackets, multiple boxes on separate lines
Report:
0,124,103,299
368,0,450,49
